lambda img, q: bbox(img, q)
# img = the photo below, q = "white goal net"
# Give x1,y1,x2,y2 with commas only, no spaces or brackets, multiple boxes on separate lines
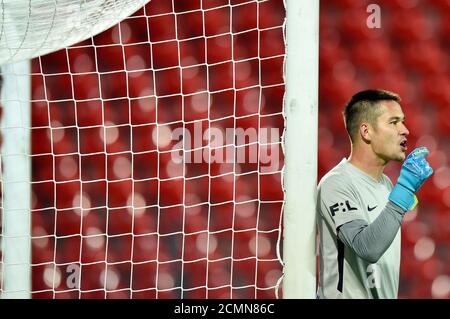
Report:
0,0,290,299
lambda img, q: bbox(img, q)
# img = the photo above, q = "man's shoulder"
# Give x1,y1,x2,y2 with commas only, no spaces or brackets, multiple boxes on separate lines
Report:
381,173,394,188
318,160,353,189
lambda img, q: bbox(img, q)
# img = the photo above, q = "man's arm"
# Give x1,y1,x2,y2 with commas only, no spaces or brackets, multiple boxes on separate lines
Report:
338,147,433,264
337,201,404,264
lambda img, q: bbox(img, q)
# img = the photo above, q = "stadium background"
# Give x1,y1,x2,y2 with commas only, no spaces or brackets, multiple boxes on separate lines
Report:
1,0,447,298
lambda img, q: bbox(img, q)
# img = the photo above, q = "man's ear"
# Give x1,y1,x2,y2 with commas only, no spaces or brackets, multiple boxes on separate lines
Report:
360,122,371,143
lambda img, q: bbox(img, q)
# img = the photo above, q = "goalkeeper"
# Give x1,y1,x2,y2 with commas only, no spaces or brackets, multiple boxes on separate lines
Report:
316,89,433,299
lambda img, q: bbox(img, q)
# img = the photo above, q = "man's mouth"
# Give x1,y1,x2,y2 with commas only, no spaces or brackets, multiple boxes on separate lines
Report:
400,140,408,151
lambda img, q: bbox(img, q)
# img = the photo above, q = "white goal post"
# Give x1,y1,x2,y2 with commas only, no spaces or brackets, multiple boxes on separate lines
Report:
282,0,319,299
1,60,32,299
0,0,318,299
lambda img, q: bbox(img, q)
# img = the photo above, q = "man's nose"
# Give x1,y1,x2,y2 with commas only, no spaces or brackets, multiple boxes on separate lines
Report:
400,122,409,136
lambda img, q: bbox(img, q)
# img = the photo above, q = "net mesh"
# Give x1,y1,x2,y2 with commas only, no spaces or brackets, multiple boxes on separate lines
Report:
0,0,150,64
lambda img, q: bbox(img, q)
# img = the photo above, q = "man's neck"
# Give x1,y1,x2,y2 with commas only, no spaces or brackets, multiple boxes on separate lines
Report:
348,145,387,182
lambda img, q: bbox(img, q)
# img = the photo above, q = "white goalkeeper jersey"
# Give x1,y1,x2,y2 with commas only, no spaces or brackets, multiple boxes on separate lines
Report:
316,158,401,299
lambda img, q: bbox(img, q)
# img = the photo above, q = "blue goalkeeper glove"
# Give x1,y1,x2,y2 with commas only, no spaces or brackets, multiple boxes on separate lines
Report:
388,147,433,212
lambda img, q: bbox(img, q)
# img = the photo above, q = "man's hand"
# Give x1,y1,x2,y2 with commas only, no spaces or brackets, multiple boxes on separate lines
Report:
388,147,434,211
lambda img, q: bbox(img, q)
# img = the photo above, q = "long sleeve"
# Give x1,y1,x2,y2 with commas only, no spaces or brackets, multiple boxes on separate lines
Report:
337,201,406,263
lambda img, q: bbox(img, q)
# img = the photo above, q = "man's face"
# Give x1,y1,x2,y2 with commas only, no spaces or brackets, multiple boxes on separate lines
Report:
369,100,409,162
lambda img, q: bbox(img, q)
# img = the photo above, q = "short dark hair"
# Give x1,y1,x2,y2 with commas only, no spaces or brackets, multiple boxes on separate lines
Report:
343,89,401,143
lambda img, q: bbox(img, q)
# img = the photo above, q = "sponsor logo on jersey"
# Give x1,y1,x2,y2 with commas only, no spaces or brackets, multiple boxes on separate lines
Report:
329,200,357,216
